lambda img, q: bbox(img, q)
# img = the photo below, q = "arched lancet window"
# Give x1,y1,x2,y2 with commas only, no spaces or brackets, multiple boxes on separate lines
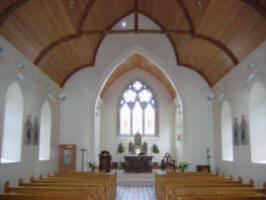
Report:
1,82,24,163
39,101,52,160
119,80,157,136
249,82,266,164
221,100,234,161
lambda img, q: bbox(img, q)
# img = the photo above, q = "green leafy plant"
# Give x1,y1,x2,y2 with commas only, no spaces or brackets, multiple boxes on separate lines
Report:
117,143,125,154
179,162,189,172
151,144,160,154
87,161,96,172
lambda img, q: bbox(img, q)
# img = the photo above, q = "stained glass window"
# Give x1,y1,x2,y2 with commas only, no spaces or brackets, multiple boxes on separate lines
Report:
119,80,157,136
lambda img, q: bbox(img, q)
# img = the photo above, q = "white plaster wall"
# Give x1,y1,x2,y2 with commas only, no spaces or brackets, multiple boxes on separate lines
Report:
212,41,266,187
100,68,175,163
0,36,61,191
60,33,214,171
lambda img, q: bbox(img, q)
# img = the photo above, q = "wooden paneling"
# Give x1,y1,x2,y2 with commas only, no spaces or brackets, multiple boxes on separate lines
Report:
0,0,265,87
101,54,177,99
39,34,103,86
184,0,266,60
0,0,17,14
170,34,234,85
138,0,190,31
83,0,135,30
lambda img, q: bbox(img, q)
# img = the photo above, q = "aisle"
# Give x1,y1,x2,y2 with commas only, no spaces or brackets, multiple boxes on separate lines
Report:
116,186,156,200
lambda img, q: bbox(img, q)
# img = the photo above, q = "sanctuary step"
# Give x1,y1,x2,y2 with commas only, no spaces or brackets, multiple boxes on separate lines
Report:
115,170,164,186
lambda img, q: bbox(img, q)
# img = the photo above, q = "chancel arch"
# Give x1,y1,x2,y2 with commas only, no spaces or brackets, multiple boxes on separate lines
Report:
96,52,182,164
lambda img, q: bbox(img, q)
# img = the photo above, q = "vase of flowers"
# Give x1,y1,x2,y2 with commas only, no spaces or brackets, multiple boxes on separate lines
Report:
179,162,189,172
87,161,96,172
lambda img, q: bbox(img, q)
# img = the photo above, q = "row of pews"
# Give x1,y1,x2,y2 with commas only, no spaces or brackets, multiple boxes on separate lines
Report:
155,172,266,200
0,171,116,200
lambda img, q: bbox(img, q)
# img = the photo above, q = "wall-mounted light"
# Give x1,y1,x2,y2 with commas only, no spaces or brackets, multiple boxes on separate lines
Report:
48,93,56,101
16,73,24,81
16,63,24,69
0,47,4,55
58,93,66,101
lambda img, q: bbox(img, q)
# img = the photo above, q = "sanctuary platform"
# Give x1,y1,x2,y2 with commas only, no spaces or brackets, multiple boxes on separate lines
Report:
115,169,165,186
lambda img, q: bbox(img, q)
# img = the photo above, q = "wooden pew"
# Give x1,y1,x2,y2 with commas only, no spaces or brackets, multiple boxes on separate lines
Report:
155,173,266,200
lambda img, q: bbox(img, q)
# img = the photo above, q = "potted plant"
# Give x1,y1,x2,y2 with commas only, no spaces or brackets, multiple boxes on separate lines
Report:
151,144,160,154
179,162,189,172
87,161,96,172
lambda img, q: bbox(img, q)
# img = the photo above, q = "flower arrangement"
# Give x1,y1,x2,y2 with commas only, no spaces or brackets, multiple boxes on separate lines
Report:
151,144,160,154
179,162,189,172
87,161,96,172
117,143,125,154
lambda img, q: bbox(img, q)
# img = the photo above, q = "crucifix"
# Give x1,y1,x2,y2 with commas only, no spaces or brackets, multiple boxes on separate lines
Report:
80,148,87,171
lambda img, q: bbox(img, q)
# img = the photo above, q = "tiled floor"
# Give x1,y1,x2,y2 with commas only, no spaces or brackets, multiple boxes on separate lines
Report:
116,186,156,200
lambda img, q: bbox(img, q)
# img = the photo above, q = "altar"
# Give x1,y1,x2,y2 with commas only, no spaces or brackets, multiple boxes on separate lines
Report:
124,155,153,173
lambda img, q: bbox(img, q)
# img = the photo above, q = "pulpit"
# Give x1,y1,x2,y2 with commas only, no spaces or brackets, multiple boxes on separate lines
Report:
99,151,111,172
124,155,153,173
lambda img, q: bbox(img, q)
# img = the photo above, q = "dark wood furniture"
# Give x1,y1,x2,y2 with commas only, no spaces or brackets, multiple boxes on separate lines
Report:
124,155,153,173
161,152,176,171
99,151,111,172
58,144,76,173
197,165,211,172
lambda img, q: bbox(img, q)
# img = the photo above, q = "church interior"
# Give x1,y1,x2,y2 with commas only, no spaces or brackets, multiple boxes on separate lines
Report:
0,0,266,199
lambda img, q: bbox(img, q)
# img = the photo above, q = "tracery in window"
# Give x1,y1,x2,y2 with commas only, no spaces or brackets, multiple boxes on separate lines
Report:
119,80,157,136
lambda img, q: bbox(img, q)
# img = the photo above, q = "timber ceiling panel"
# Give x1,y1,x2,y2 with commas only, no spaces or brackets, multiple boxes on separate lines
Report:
83,0,135,30
0,0,17,15
138,0,190,31
101,54,177,98
39,34,103,86
169,33,234,85
0,0,265,87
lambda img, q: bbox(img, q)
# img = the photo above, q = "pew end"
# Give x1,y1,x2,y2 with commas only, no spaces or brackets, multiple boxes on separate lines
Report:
238,176,243,184
39,174,43,179
4,181,9,193
18,178,23,186
30,176,34,182
263,182,266,189
249,179,254,187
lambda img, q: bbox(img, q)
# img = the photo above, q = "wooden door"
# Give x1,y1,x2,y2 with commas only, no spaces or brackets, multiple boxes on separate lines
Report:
58,144,76,173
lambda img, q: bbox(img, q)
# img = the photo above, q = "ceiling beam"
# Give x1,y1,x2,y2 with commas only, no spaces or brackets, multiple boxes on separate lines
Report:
134,0,139,32
177,0,195,34
77,0,97,33
0,0,30,27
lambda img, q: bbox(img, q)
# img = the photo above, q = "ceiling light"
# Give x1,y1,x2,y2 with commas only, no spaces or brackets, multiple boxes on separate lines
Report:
122,22,127,27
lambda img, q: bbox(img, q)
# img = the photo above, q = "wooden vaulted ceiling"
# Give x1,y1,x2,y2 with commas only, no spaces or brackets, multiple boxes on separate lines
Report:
0,0,266,87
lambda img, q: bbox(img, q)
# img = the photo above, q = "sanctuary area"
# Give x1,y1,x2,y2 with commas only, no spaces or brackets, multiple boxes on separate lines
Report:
0,0,266,199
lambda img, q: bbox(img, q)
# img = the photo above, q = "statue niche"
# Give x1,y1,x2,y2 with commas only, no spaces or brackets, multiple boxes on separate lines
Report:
128,133,147,155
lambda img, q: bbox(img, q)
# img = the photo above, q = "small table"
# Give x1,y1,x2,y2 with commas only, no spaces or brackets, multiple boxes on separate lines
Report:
124,155,153,173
